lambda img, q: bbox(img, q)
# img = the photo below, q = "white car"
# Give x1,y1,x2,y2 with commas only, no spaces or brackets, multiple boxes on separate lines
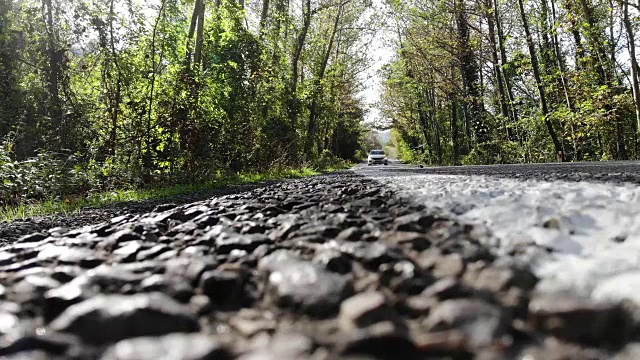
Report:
367,150,388,165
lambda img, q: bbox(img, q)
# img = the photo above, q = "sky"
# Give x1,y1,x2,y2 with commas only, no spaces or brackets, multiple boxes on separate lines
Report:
360,38,394,127
358,0,395,127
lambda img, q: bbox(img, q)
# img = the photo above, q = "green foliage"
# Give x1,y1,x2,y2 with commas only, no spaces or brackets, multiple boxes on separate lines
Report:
390,129,420,163
311,150,349,171
0,162,353,222
0,143,93,205
382,0,640,166
0,0,372,211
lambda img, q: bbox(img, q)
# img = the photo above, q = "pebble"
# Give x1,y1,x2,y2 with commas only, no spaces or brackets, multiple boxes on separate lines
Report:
216,233,270,254
49,293,200,344
424,299,509,348
339,292,402,331
265,259,352,316
529,292,631,346
199,269,248,309
100,333,232,360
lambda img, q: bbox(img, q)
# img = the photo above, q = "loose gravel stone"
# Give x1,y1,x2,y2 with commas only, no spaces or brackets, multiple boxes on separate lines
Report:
199,268,249,309
339,321,419,360
43,281,86,321
238,332,315,360
261,253,352,316
216,234,270,255
529,292,632,346
0,332,81,358
339,242,398,267
339,292,403,331
313,250,352,274
424,299,510,348
100,333,232,360
380,231,431,251
471,265,538,292
419,251,465,278
519,339,609,360
421,277,469,300
617,343,640,360
49,293,200,344
393,213,436,232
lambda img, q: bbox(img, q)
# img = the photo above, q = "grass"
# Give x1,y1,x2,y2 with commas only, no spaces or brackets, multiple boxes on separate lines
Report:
0,164,352,222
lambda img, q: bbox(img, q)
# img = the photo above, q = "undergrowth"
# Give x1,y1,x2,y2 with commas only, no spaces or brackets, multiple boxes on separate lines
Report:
0,163,352,222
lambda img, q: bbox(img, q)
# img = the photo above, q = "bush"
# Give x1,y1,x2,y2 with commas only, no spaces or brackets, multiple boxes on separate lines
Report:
312,150,350,170
0,140,94,205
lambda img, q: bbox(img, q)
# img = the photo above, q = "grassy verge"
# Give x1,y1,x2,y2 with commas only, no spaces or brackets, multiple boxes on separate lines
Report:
0,164,353,222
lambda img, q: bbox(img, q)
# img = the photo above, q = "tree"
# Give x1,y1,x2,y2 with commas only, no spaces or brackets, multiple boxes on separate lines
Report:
381,0,639,164
517,0,564,161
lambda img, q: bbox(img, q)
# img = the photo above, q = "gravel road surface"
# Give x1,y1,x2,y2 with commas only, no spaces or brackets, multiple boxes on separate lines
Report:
1,164,639,359
0,184,268,247
357,161,640,303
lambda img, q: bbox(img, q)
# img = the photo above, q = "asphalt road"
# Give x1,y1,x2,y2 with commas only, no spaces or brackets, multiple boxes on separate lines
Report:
356,159,640,307
358,159,640,184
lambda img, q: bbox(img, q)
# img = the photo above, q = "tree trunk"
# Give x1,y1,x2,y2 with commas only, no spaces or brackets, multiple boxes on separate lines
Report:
451,92,459,164
572,30,585,69
430,88,443,164
455,0,488,146
184,0,206,177
462,100,471,151
274,0,288,35
419,109,433,163
540,0,568,157
485,0,510,138
578,0,612,81
108,0,122,157
146,0,167,175
287,0,311,160
550,0,573,111
259,0,270,38
579,0,626,159
304,2,343,158
494,0,518,127
609,0,616,66
418,86,434,164
185,0,200,71
562,0,586,69
43,0,62,148
538,0,555,73
622,0,640,146
193,0,206,70
517,0,564,161
551,0,578,159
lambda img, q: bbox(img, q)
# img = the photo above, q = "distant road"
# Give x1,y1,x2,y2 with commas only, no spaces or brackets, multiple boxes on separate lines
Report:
356,159,640,184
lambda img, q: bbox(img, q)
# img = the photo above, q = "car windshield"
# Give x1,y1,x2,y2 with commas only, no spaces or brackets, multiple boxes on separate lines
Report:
370,150,385,155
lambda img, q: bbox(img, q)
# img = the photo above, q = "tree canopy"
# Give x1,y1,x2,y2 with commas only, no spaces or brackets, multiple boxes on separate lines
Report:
0,0,375,193
381,0,640,165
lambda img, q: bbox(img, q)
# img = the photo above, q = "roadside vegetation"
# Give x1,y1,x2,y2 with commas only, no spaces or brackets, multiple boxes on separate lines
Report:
0,158,353,222
382,0,640,166
0,0,373,217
